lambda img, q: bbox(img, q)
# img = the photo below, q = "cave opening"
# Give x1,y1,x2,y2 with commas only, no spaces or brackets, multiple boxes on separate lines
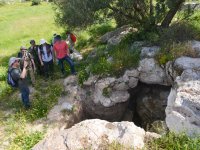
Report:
124,81,171,130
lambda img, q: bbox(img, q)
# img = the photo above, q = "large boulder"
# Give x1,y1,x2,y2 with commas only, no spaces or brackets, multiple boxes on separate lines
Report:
100,25,137,45
174,57,200,72
140,46,160,58
32,119,160,150
138,58,171,85
191,40,200,56
81,77,130,121
47,76,83,129
166,69,200,137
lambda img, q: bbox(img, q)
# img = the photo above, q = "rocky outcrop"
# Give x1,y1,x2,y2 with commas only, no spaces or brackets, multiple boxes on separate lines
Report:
166,69,200,137
100,25,137,45
138,58,171,85
47,76,83,129
140,46,160,58
33,119,160,150
81,76,134,121
174,57,200,71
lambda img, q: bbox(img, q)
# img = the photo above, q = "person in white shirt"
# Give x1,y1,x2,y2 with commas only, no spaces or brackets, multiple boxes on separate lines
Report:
38,39,54,78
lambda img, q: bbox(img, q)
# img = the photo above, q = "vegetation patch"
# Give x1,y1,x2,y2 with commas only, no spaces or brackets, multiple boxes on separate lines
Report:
147,132,200,150
156,41,198,65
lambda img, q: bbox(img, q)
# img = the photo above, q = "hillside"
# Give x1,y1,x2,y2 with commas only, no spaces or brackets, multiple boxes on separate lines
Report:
0,1,200,150
0,2,63,97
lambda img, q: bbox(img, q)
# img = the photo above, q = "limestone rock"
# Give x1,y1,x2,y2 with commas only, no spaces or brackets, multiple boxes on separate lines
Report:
166,70,200,137
33,119,158,150
100,25,137,45
81,77,130,121
174,57,200,71
138,58,170,85
191,40,200,56
140,46,160,58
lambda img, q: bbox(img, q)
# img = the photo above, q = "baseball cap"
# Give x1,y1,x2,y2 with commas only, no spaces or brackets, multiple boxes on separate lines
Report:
9,57,21,67
40,39,46,45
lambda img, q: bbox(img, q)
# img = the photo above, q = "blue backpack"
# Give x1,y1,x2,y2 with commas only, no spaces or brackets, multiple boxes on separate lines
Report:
7,69,18,87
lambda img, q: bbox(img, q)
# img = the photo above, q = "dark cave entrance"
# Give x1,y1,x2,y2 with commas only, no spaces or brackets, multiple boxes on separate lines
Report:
124,81,171,130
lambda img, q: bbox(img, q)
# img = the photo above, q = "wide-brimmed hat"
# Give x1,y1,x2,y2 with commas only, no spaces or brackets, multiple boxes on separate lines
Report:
40,39,46,45
20,46,27,50
9,57,21,67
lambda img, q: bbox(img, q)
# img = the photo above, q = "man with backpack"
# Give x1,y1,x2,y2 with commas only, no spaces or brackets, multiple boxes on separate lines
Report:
53,35,76,77
28,40,43,75
18,46,36,86
38,39,54,79
8,57,31,109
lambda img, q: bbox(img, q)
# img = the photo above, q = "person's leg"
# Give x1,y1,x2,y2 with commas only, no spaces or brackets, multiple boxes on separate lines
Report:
43,61,49,78
29,67,35,86
49,59,54,77
65,56,76,74
20,87,30,108
58,58,66,75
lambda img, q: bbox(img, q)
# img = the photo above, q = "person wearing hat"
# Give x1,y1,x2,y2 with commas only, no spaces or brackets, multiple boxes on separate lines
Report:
53,35,76,77
18,46,36,86
38,39,54,79
8,57,31,109
28,40,42,75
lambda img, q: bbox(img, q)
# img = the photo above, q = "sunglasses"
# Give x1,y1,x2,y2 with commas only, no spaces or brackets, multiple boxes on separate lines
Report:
14,60,20,63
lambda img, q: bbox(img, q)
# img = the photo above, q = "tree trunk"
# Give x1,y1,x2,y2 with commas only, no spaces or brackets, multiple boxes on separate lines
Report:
161,0,185,28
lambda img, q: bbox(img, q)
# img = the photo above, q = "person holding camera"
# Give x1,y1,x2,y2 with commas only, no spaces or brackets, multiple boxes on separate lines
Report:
8,57,31,109
18,46,36,86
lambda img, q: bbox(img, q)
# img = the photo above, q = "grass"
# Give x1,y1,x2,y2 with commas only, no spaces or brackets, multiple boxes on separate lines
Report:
0,78,63,149
147,132,200,150
0,1,63,98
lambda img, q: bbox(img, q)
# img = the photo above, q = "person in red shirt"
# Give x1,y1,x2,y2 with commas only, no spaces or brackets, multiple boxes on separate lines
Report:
53,35,76,76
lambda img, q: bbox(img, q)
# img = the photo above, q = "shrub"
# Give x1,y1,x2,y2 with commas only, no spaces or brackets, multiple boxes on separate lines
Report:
159,22,197,46
12,131,44,150
31,0,41,6
147,132,200,150
156,41,198,65
0,0,6,6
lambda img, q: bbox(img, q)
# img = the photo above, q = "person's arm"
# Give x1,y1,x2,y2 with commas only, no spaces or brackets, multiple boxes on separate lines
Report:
38,48,44,66
20,61,28,79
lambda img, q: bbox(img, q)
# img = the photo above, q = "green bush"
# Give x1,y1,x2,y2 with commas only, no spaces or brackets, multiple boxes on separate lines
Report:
31,0,41,6
0,0,6,6
159,22,197,45
156,41,198,65
12,131,43,150
148,132,200,150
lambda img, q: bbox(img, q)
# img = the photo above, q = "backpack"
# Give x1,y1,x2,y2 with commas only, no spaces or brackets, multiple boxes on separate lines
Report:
7,69,18,87
70,33,76,43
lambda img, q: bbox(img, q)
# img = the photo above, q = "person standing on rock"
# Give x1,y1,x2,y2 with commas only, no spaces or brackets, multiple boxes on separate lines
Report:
53,35,76,77
8,57,31,109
